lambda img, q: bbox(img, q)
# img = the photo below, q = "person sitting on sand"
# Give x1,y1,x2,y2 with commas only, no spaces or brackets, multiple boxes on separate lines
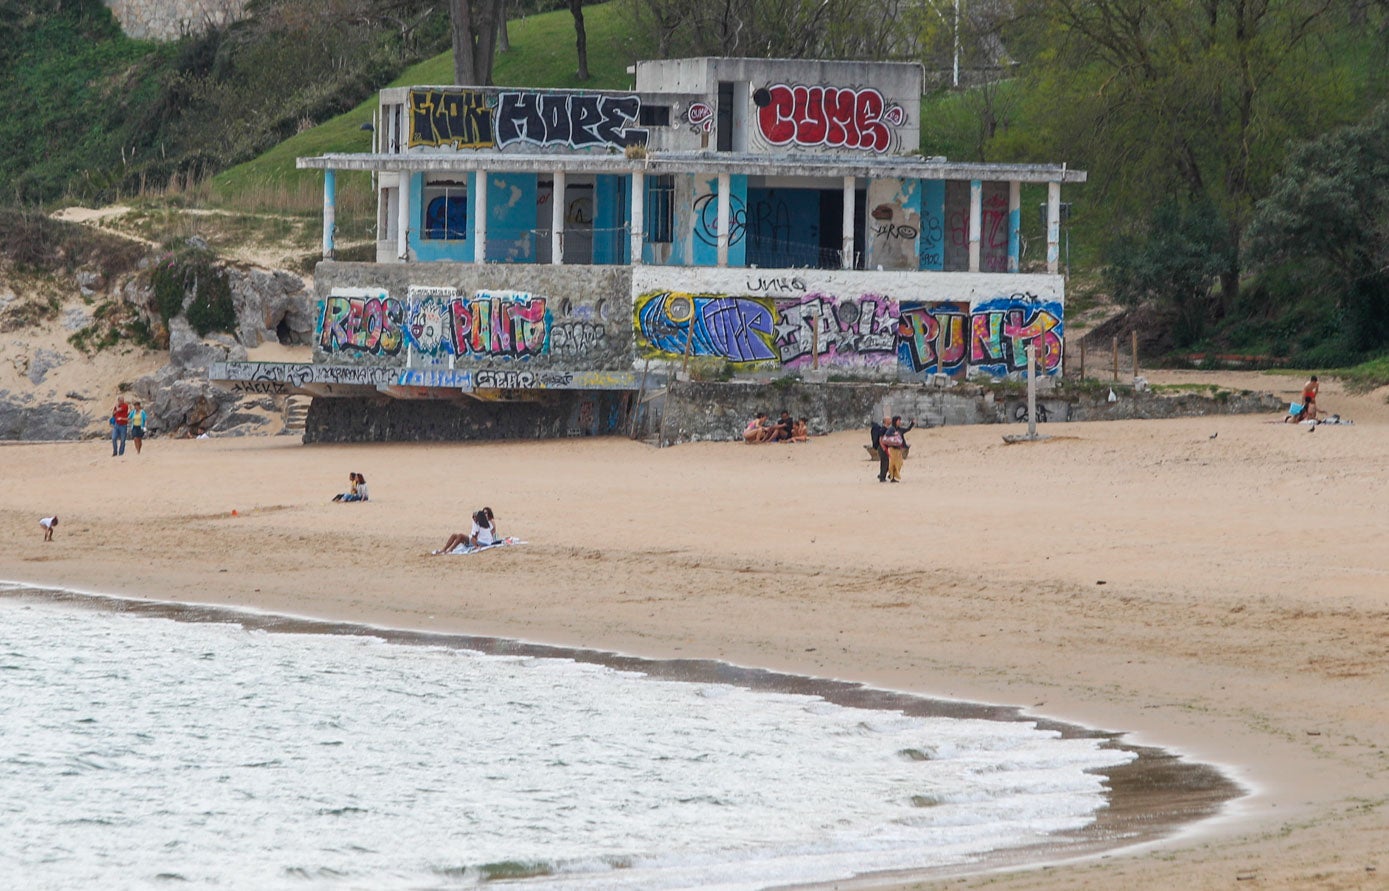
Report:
332,473,359,502
743,412,771,443
468,508,497,548
767,410,795,443
342,473,369,502
40,516,58,542
791,417,809,443
434,508,498,554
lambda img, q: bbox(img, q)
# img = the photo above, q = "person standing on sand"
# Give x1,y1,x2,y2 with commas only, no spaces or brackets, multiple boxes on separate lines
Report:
40,516,58,541
110,395,130,457
130,401,147,454
870,415,891,482
882,415,916,483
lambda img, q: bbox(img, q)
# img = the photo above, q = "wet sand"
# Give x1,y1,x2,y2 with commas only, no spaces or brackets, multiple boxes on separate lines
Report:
4,369,1388,889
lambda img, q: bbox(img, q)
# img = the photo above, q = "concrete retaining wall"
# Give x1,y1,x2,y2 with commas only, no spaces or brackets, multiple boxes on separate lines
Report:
659,381,1284,445
304,391,630,444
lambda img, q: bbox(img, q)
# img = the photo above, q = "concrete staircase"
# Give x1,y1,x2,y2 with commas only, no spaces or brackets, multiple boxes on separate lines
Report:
283,395,312,433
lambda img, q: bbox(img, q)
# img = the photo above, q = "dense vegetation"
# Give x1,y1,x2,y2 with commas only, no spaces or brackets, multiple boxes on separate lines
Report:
0,0,451,205
2,0,1387,369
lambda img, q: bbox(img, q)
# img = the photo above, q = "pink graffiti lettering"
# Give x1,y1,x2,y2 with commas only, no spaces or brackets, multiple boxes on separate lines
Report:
318,294,404,356
754,84,900,154
445,295,550,358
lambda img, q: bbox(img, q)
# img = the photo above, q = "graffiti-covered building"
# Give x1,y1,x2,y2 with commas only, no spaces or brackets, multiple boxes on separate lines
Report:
211,57,1084,439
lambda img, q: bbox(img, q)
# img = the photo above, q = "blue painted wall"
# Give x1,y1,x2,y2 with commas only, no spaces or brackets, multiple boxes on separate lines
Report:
918,180,945,271
746,188,822,268
485,172,538,263
691,174,748,267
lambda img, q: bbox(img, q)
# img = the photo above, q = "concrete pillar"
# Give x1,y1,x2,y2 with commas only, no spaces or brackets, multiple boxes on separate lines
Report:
395,172,409,261
1007,181,1021,273
717,172,731,268
551,170,565,265
841,176,855,269
322,169,336,259
1047,181,1061,275
630,170,645,266
475,170,488,264
968,179,982,273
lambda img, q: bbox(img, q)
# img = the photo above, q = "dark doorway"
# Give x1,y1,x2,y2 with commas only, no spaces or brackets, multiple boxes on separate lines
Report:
716,82,734,153
817,188,866,269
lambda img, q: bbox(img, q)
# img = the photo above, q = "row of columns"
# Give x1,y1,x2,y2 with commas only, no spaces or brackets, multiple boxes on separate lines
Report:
322,169,1066,274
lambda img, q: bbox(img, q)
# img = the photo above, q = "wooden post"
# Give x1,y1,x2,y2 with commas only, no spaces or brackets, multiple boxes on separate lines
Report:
1026,343,1038,439
1112,336,1119,382
1131,330,1139,380
1079,338,1086,381
682,321,695,376
810,308,820,370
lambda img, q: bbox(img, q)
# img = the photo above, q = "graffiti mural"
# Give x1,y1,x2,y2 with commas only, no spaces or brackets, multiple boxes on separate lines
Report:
752,84,905,154
408,89,493,149
318,290,406,357
403,291,551,359
634,291,778,364
550,320,607,360
898,295,1063,376
634,286,1063,378
407,89,647,151
773,294,900,367
496,93,646,149
686,102,714,133
693,192,747,247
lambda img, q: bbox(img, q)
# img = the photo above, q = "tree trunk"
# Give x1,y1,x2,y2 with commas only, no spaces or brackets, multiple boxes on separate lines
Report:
569,0,589,81
497,0,510,53
451,0,501,85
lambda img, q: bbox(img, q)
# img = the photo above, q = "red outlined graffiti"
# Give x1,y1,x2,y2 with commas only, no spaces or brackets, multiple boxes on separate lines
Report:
752,84,903,154
686,102,714,133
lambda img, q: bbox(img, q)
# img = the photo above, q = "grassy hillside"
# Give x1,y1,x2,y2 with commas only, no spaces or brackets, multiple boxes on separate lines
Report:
211,0,652,216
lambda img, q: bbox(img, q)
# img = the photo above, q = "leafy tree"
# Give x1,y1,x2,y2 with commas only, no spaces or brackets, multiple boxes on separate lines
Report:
624,0,918,60
1105,200,1234,346
1001,0,1358,310
1246,103,1389,353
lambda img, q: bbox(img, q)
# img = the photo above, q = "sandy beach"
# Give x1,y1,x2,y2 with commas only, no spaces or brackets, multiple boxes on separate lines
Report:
4,368,1388,889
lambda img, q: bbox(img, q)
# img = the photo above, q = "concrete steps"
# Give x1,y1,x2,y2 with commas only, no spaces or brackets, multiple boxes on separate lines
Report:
283,395,312,431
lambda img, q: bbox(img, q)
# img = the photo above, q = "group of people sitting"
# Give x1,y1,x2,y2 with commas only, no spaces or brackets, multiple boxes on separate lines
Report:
435,507,499,554
331,472,369,502
743,410,810,443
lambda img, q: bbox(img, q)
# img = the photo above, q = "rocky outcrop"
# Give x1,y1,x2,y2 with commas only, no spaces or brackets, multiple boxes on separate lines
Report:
121,258,311,437
0,390,90,440
230,268,314,349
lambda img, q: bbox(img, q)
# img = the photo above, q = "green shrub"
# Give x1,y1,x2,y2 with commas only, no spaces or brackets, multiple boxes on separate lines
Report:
147,247,236,336
185,263,235,336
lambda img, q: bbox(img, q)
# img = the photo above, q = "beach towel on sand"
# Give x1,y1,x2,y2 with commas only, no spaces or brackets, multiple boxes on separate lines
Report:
439,537,526,555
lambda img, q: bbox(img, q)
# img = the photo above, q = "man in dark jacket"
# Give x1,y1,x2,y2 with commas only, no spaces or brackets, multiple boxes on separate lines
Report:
869,415,891,482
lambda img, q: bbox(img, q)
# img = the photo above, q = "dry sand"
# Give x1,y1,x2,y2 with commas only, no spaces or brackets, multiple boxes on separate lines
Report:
3,369,1388,890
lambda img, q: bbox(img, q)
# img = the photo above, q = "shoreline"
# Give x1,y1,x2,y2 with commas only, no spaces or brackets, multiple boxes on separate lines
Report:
5,369,1388,889
2,579,1243,888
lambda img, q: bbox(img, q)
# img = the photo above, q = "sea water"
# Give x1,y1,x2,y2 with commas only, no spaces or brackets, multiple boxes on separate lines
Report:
0,588,1135,890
